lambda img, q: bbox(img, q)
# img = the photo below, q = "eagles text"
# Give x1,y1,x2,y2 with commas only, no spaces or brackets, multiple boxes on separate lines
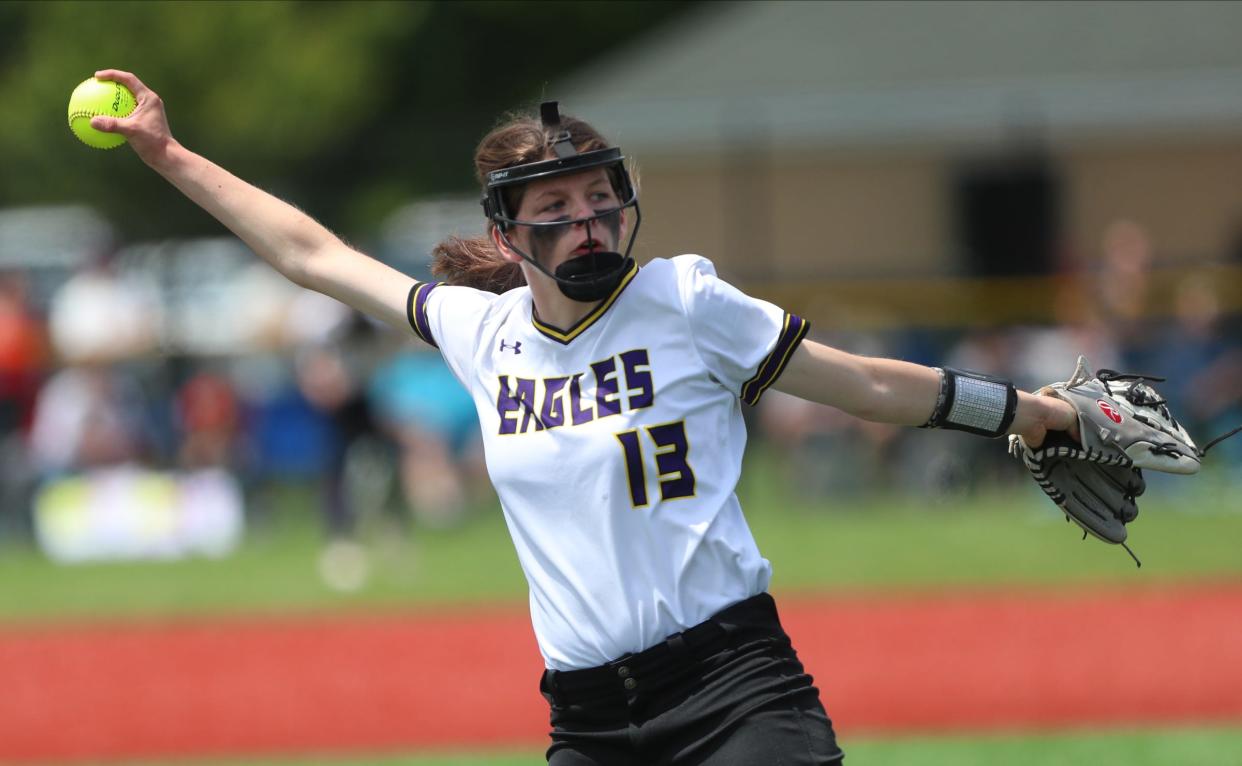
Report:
496,349,653,434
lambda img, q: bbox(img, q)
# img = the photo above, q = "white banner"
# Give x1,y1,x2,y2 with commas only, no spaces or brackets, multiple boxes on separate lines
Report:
33,465,244,564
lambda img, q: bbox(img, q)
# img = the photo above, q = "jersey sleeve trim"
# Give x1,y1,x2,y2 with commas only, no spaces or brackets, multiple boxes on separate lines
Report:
740,312,809,406
406,281,440,348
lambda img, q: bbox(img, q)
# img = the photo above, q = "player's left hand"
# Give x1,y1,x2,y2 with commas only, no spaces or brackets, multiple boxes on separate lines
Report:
1014,394,1080,449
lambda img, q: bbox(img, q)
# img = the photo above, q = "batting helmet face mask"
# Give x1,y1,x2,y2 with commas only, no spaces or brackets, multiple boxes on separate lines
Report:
481,102,641,303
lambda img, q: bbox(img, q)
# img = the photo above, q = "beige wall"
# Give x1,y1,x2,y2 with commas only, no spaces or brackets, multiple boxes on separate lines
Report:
632,135,1242,282
635,146,948,281
1065,137,1242,265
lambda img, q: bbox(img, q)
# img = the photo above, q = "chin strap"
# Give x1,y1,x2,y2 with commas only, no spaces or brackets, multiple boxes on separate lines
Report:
553,252,633,303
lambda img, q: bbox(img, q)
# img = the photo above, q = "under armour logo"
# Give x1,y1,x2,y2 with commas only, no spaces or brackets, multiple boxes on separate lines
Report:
499,339,522,354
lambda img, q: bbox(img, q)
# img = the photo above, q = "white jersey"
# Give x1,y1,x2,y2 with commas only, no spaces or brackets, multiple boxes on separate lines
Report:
407,255,808,670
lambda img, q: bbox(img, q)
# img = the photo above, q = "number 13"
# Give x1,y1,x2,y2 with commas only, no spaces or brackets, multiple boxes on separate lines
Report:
615,420,697,507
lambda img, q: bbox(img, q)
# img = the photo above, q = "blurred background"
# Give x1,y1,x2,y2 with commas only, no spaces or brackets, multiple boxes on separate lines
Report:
2,2,1241,765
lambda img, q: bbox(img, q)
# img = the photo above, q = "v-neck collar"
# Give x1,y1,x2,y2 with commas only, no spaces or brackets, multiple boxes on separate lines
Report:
530,261,639,345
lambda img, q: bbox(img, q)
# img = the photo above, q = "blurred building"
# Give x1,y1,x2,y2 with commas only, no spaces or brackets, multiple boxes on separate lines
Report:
559,0,1242,325
0,205,113,308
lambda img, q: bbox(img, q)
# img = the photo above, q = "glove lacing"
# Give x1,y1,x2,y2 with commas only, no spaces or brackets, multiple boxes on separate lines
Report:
1097,369,1242,459
1097,370,1182,455
1199,423,1242,457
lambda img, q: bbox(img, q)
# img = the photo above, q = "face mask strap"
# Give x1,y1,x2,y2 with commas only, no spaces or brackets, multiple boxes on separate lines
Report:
541,102,577,160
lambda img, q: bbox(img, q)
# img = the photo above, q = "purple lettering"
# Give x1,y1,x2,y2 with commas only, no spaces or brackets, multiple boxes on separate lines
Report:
569,373,594,425
496,376,521,435
541,377,569,428
514,377,543,433
620,349,653,410
592,357,621,418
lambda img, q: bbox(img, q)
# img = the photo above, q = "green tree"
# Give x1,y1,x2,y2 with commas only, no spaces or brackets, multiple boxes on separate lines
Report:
0,0,692,242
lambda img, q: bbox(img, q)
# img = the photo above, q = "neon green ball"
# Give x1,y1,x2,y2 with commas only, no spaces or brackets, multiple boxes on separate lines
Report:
67,77,136,149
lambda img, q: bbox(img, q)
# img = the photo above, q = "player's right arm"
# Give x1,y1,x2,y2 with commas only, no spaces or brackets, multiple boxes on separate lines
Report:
89,69,415,332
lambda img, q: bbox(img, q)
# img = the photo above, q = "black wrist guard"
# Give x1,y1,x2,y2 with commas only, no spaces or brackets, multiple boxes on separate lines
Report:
922,367,1018,438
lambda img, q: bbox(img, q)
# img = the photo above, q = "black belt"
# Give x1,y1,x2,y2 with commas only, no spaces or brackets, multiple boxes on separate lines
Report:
542,592,778,705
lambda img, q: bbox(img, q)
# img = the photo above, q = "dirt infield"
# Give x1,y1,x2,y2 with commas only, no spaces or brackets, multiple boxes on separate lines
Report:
3,583,1240,763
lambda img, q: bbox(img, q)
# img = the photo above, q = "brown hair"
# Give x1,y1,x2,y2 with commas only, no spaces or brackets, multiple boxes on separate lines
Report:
430,109,613,293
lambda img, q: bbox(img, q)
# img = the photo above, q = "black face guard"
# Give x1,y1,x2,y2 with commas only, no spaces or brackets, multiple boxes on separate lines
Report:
480,102,641,303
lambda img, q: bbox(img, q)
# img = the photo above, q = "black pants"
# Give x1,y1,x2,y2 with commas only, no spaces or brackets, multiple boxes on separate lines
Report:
540,593,844,765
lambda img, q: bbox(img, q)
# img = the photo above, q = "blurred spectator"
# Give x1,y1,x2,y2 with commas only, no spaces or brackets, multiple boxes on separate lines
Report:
47,253,160,365
28,246,163,476
1159,272,1242,468
26,359,244,565
755,330,904,500
240,357,339,481
27,363,154,476
1194,227,1242,449
758,388,900,499
292,339,392,592
175,369,241,469
1094,219,1157,369
368,348,484,528
294,342,382,540
1008,272,1122,390
0,272,47,427
0,272,48,540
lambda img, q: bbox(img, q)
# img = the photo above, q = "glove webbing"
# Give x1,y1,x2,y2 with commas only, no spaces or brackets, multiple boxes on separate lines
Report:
1022,448,1144,568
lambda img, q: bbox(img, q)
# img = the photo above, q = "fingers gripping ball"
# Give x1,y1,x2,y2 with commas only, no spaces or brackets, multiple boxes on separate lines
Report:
67,77,136,149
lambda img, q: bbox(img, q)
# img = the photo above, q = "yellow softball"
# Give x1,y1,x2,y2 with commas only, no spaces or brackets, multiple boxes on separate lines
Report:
67,77,136,149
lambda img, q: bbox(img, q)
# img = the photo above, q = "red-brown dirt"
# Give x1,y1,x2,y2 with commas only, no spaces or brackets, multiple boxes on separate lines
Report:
2,583,1240,763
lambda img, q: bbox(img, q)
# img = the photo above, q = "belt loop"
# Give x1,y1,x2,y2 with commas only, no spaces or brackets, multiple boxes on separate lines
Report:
666,632,689,662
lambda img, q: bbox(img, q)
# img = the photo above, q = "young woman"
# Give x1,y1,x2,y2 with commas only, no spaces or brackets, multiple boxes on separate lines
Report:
92,69,1078,765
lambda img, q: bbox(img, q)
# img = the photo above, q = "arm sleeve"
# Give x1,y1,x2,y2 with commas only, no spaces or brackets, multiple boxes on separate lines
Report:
406,281,496,387
675,255,810,406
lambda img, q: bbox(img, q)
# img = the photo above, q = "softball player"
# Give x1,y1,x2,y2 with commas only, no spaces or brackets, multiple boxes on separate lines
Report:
95,70,1079,765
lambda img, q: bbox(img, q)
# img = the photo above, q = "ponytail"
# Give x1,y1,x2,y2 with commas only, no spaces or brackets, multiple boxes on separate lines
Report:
430,233,525,294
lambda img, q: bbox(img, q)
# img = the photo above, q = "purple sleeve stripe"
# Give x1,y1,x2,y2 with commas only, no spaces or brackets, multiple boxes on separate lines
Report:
406,281,439,348
741,313,809,406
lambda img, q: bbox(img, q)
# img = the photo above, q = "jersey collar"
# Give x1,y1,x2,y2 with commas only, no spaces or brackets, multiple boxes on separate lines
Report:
531,260,639,345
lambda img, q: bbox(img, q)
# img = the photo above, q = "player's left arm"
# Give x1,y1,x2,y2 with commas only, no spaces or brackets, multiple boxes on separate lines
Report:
772,338,1077,446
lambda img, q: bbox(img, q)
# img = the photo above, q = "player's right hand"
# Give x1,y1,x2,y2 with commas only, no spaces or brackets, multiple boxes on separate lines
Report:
89,70,175,167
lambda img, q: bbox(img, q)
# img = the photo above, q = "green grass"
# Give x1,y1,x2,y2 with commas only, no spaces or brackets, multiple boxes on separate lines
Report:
843,726,1242,766
120,725,1242,765
2,458,1240,623
749,485,1242,594
7,460,1241,765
